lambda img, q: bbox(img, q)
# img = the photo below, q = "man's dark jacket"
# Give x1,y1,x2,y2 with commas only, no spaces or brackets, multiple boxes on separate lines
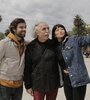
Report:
24,38,60,91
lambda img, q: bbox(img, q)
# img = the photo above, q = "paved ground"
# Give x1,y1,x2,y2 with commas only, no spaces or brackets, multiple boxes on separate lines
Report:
22,57,90,100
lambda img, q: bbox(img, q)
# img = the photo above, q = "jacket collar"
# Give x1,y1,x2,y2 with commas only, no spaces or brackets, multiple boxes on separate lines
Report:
62,36,69,44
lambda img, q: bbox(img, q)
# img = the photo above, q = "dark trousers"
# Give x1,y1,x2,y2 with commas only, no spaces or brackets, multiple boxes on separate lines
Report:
0,84,23,100
63,73,86,100
33,89,58,100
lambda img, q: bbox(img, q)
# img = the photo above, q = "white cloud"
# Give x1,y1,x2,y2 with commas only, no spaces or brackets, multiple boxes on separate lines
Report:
0,0,90,40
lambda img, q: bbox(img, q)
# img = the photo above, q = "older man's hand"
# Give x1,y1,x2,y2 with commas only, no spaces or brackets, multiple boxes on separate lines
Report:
26,88,34,96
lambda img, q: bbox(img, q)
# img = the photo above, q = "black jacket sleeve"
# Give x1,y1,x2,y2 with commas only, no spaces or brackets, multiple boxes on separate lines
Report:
24,45,33,89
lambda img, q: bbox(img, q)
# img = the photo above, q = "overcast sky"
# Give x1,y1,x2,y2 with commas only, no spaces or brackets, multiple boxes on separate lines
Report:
0,0,90,40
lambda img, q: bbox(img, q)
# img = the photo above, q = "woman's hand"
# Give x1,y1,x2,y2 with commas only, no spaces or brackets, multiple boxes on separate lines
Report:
63,69,69,73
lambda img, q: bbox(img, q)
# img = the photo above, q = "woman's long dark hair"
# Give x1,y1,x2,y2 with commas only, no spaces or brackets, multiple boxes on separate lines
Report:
52,24,67,69
52,24,68,45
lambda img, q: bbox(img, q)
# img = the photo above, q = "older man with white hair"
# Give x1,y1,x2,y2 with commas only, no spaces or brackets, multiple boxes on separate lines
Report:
24,22,61,100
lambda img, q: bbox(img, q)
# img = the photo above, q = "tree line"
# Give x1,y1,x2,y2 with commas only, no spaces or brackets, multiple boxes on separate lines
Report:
68,14,90,36
0,14,90,40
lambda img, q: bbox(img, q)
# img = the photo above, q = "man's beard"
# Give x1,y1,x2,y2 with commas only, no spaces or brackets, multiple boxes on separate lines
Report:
17,32,26,39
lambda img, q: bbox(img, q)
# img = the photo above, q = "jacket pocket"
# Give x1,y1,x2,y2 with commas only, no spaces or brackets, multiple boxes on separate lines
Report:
31,72,43,89
64,45,73,50
63,45,73,63
32,72,41,81
49,72,60,86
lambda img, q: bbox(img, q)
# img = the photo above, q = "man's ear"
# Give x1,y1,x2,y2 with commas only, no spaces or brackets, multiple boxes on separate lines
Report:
37,33,39,36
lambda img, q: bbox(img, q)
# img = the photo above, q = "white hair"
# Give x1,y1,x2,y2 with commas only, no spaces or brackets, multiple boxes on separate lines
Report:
32,22,48,38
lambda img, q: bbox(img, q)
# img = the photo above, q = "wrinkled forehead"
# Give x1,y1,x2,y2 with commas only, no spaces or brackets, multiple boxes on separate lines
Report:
39,23,49,28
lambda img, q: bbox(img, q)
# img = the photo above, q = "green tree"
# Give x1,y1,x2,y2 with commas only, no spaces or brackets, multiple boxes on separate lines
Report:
5,29,10,36
86,25,90,35
73,14,87,36
0,15,2,22
0,32,4,40
0,15,4,40
68,30,75,36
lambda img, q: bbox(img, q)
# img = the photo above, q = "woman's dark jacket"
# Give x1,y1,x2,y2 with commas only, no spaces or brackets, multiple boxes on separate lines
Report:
24,38,60,91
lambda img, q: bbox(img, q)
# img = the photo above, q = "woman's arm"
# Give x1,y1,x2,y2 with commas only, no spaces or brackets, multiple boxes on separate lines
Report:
76,35,90,47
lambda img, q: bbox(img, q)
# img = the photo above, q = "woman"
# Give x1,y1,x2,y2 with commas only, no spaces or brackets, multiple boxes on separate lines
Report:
52,24,90,100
